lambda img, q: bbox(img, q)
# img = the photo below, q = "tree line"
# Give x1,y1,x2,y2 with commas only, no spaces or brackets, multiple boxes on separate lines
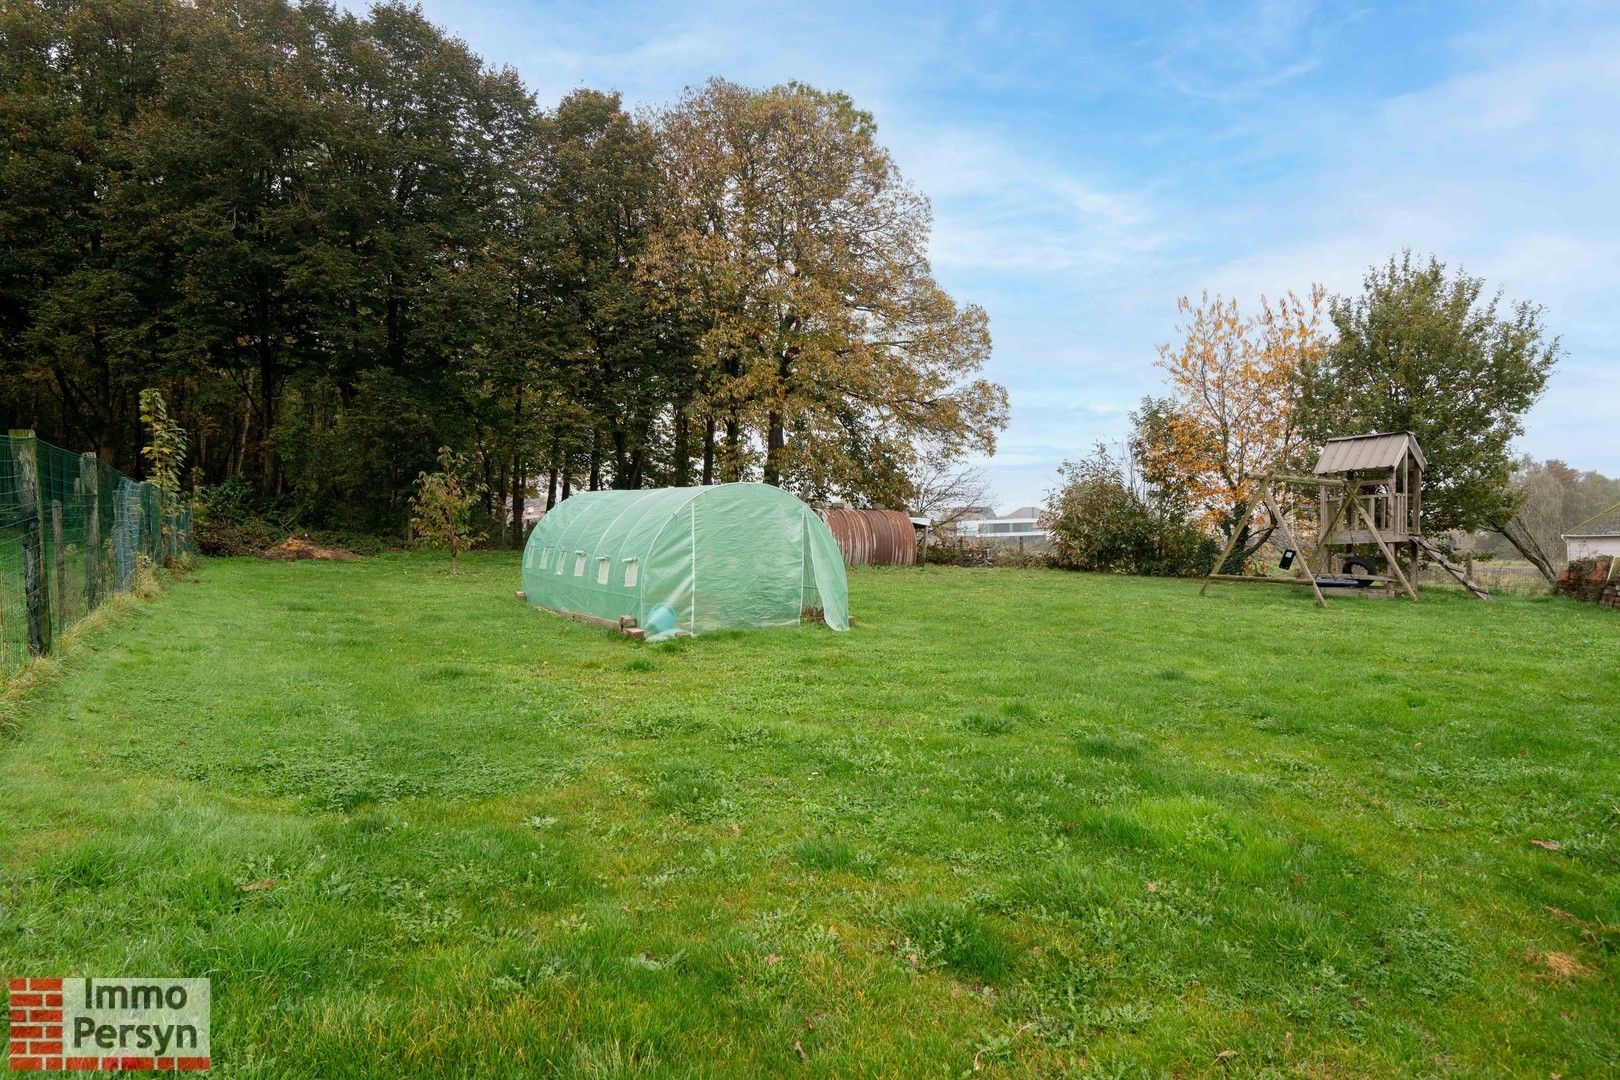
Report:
1046,253,1567,579
0,0,1006,542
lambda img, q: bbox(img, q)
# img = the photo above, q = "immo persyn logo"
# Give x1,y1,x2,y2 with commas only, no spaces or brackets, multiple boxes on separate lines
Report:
9,978,210,1072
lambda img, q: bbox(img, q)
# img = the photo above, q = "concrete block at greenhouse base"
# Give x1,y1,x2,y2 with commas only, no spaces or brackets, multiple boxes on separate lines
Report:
624,627,646,641
514,590,527,603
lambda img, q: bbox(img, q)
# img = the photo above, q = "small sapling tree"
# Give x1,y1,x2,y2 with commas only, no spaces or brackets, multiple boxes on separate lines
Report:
140,388,190,564
410,447,484,573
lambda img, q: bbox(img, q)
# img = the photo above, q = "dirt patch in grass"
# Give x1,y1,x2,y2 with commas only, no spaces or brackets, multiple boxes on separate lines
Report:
1528,949,1592,981
260,536,361,561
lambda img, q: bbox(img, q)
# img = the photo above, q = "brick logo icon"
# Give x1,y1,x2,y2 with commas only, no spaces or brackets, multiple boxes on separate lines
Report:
9,978,209,1072
7,980,63,1072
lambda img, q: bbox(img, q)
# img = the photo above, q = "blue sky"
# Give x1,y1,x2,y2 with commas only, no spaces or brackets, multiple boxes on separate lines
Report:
405,0,1619,512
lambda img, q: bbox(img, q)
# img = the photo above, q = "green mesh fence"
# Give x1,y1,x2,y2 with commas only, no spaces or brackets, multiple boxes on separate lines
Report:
0,433,194,677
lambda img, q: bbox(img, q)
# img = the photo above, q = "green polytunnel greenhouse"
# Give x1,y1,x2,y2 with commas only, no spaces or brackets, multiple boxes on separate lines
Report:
520,483,850,641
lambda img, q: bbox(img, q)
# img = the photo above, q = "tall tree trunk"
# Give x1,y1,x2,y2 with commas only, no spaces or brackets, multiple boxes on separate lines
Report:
546,459,558,510
611,427,630,487
723,413,741,483
763,351,792,485
701,416,715,486
509,451,524,547
257,343,276,489
764,410,785,486
510,386,525,545
1490,516,1559,584
588,431,601,491
673,404,690,486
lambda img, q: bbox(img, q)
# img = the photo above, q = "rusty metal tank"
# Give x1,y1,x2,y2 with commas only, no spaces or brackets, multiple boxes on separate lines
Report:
817,507,918,566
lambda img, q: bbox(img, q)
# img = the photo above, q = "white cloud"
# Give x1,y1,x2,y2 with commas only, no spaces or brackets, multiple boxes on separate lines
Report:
1194,33,1620,452
891,125,1164,282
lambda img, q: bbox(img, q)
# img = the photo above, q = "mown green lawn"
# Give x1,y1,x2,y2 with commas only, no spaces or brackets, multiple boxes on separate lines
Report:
2,553,1616,1078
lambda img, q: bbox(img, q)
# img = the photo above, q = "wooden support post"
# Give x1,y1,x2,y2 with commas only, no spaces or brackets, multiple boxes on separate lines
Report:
1312,478,1356,570
1201,482,1265,595
51,499,66,630
81,453,100,609
9,430,51,656
1356,501,1417,601
1260,489,1328,608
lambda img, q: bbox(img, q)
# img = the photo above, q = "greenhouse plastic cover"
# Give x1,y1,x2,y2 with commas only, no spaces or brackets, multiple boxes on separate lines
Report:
521,483,850,641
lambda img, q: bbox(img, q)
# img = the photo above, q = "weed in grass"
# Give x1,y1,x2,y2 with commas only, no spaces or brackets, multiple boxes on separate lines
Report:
792,836,873,875
720,723,773,749
960,710,1017,735
424,662,477,681
890,899,1014,983
1072,731,1146,760
619,707,701,739
648,764,737,822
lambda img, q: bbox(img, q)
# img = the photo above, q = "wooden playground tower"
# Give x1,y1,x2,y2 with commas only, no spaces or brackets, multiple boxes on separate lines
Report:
1201,431,1489,606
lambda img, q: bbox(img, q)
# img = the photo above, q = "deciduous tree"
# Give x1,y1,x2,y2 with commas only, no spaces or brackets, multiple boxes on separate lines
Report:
1138,286,1327,563
410,447,484,573
1297,253,1560,575
649,78,1006,502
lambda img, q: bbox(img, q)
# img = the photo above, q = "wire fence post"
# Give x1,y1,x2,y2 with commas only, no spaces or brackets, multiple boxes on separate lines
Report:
51,498,66,633
147,485,161,564
3,433,192,678
9,430,51,657
81,452,101,609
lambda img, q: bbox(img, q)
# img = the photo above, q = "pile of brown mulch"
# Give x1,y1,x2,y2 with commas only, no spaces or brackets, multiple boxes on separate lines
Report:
259,536,361,561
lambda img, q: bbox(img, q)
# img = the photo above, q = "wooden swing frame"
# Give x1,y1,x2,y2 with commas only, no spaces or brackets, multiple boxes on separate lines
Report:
1200,472,1418,608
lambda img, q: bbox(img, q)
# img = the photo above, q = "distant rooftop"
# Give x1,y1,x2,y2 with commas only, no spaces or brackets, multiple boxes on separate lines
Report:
1565,499,1620,537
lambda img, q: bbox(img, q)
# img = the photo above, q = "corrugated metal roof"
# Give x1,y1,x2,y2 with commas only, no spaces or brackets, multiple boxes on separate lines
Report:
819,507,918,566
1312,431,1427,474
1565,499,1620,538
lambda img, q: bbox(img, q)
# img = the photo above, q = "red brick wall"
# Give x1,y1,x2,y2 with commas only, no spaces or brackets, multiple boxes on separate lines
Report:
1556,558,1619,608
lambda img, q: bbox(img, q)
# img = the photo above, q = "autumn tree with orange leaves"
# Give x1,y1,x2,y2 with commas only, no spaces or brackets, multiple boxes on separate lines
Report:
648,78,1006,505
1135,287,1328,566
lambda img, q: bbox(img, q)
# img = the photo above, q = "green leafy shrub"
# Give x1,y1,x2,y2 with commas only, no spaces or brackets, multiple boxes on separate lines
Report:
192,475,275,555
410,447,484,573
1045,443,1216,577
890,900,1014,983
